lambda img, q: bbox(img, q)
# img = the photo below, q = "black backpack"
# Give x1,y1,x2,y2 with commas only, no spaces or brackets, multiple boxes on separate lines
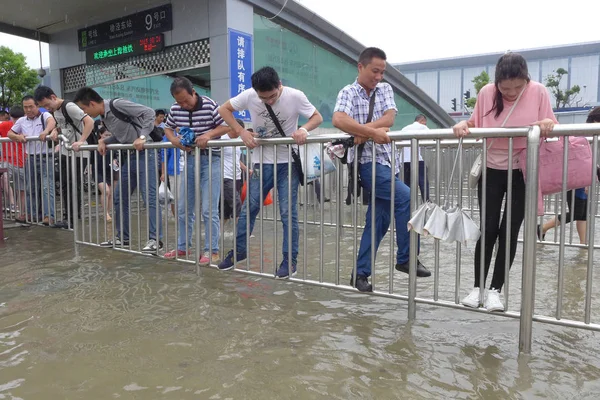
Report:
59,101,82,138
109,98,163,142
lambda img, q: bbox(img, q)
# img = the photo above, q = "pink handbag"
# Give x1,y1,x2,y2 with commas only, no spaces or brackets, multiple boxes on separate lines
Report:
519,136,593,215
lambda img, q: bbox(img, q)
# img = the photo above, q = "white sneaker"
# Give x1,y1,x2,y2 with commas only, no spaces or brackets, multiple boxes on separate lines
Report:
484,289,505,312
142,239,163,253
461,287,484,308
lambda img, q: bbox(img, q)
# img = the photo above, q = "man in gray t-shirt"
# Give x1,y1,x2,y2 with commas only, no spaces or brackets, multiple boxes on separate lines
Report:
74,87,163,254
35,86,95,229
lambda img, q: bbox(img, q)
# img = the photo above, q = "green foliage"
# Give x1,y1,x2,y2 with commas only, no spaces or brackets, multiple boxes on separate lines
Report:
545,68,581,108
472,71,490,94
0,46,40,110
464,71,489,111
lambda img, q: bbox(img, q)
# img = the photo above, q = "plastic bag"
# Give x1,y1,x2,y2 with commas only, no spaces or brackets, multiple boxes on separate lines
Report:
158,181,175,205
299,143,336,183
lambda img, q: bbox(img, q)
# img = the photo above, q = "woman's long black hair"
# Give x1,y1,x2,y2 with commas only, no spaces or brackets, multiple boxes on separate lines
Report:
486,53,530,119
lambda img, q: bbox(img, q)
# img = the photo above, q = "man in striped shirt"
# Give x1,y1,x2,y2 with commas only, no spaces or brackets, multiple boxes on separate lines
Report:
163,77,230,265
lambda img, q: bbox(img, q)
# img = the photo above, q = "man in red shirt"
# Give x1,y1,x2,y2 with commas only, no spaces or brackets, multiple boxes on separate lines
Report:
0,107,26,221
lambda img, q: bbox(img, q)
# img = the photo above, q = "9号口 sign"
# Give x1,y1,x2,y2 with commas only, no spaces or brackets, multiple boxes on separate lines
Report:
228,29,253,122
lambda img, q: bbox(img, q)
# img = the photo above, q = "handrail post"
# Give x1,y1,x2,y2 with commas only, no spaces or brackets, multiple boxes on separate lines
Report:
519,125,540,354
408,138,419,320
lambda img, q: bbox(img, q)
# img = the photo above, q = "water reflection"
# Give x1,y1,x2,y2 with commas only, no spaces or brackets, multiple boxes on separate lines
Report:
1,227,600,399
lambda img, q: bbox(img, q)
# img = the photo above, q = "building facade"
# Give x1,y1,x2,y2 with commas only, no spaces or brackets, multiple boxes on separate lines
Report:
0,0,455,130
395,42,600,122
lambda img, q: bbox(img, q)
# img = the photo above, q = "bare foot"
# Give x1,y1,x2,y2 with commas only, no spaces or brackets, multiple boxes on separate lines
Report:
106,214,112,222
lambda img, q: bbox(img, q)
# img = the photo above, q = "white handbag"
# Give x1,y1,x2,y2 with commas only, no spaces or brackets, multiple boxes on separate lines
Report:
468,86,526,188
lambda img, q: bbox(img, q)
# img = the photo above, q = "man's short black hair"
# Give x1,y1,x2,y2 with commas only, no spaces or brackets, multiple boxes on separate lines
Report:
251,66,280,92
22,95,36,104
73,87,104,106
9,107,24,119
170,77,194,96
155,109,166,117
33,86,57,102
414,114,427,122
358,47,387,66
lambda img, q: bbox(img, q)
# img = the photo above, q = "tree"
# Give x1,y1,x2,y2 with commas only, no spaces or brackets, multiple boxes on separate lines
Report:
0,46,40,110
545,68,581,109
465,71,490,109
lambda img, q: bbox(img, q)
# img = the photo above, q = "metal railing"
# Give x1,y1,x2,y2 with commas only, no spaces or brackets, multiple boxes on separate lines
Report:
4,124,600,354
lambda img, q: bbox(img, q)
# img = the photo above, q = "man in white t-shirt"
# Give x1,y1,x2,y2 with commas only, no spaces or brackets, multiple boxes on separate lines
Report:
400,114,430,202
217,66,323,278
34,86,95,229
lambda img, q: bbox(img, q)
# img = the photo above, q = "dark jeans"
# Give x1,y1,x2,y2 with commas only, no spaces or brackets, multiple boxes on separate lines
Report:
60,155,83,223
403,161,429,202
474,168,526,292
357,162,413,277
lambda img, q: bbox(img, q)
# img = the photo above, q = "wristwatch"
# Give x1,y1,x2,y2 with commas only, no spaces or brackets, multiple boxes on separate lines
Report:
139,135,147,142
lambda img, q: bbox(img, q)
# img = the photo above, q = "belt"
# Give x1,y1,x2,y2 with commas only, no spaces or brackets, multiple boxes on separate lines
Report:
29,154,49,157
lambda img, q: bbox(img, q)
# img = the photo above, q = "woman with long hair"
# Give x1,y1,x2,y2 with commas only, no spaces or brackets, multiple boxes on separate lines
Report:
453,53,557,311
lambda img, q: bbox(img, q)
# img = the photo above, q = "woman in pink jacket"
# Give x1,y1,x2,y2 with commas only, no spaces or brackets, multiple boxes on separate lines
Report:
453,53,557,312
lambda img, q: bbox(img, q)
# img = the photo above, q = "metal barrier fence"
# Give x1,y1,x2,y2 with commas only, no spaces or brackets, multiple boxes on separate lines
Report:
0,135,84,228
3,125,600,354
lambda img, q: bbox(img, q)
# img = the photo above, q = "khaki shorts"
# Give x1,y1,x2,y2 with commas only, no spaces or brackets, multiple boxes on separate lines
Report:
0,162,26,190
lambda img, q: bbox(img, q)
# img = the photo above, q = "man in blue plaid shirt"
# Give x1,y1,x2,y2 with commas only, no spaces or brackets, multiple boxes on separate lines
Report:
333,47,431,292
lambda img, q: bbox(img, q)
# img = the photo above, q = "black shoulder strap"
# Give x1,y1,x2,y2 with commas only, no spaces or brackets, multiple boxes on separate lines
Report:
60,101,82,135
109,98,141,130
40,113,46,131
356,88,378,159
365,88,377,124
265,104,286,137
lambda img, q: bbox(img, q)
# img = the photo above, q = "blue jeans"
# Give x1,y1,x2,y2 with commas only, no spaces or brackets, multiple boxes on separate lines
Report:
357,162,413,277
403,161,430,202
114,150,162,241
176,153,221,253
26,155,55,220
236,163,299,262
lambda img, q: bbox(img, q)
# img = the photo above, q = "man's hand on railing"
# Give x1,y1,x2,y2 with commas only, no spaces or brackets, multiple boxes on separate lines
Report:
453,120,470,138
291,128,308,145
371,127,391,144
532,118,555,137
49,129,59,142
195,134,210,149
240,129,258,149
72,141,85,152
133,136,146,151
98,139,107,156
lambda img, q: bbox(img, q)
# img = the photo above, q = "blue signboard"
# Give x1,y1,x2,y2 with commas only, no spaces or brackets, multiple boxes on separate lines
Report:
228,28,253,122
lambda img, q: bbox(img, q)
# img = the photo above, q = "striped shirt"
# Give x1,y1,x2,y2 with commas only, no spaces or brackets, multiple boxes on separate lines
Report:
334,80,399,173
165,94,224,138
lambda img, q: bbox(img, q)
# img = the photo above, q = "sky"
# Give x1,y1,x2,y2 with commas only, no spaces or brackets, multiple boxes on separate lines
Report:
2,0,599,69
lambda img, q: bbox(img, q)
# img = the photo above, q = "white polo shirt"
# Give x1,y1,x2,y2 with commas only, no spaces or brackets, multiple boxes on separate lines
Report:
400,121,429,163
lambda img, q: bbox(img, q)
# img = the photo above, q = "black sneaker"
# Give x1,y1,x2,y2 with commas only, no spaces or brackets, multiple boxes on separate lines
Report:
275,258,297,279
218,249,247,271
395,260,431,277
537,224,545,241
54,221,70,230
100,238,130,247
350,275,373,292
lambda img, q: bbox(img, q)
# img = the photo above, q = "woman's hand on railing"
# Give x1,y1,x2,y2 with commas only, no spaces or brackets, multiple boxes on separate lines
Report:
453,120,470,138
532,119,555,137
98,140,107,156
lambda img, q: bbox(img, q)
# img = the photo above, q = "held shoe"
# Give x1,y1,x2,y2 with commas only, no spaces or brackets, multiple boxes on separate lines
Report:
395,260,432,277
484,289,505,312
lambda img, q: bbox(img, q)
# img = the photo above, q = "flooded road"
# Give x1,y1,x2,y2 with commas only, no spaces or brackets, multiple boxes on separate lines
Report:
1,226,600,399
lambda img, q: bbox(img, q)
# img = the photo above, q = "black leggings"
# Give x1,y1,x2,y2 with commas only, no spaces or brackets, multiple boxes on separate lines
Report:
474,168,526,292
